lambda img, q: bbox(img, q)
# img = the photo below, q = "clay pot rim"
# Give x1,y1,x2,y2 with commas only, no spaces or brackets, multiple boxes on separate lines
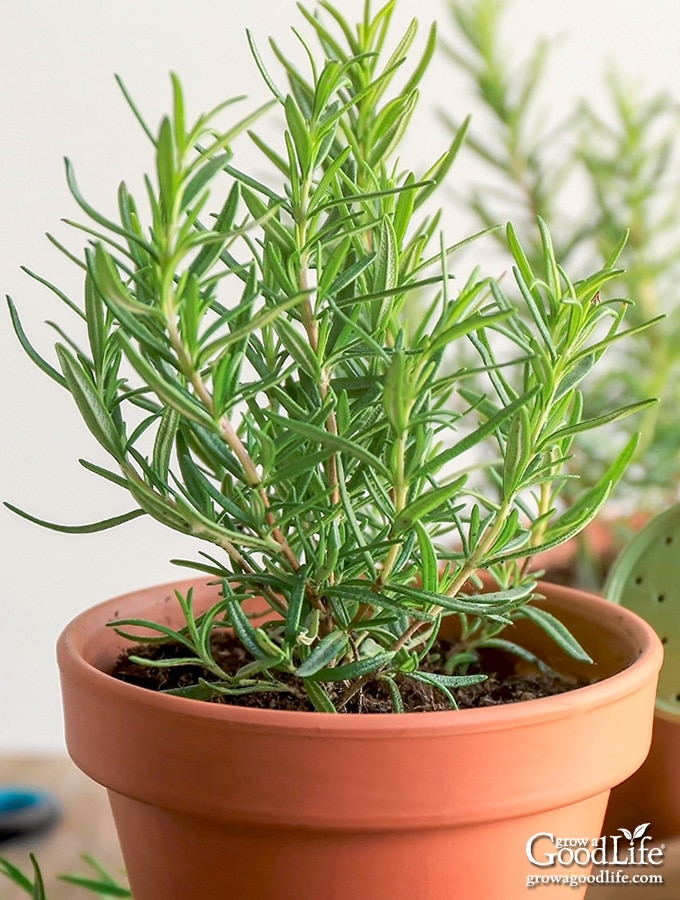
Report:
58,577,663,736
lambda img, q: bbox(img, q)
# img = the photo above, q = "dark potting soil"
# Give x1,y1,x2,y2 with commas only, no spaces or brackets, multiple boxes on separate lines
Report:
111,631,589,713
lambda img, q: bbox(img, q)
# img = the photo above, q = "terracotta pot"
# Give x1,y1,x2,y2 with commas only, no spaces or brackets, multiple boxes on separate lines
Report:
57,580,662,900
601,503,680,841
603,712,680,842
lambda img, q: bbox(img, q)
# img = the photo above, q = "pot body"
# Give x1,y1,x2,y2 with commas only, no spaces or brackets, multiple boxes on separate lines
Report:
58,580,662,900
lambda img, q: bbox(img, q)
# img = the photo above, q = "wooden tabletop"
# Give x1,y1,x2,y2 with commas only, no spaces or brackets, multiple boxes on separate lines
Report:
1,756,679,898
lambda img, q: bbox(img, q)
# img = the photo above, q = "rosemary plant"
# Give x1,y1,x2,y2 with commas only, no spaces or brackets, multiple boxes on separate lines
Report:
444,0,680,513
6,1,653,711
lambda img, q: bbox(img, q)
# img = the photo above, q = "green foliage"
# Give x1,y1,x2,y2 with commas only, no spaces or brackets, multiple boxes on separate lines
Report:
0,855,131,899
6,1,652,710
444,0,680,510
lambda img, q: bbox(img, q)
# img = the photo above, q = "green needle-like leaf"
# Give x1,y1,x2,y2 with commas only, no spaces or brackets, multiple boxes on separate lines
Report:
117,337,214,429
541,399,657,447
296,631,349,677
6,296,66,387
309,650,395,682
392,477,467,536
520,604,592,663
304,680,338,712
3,503,145,534
56,345,121,457
0,857,37,894
265,411,392,479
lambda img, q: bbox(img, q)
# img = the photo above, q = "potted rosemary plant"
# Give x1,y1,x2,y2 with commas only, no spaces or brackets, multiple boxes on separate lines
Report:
6,3,662,898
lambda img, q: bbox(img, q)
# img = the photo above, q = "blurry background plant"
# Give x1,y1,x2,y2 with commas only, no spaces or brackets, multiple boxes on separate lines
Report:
0,854,131,899
5,0,653,712
442,0,680,584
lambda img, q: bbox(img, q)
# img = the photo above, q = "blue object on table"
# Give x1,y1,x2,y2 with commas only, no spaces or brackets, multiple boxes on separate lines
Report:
0,787,61,843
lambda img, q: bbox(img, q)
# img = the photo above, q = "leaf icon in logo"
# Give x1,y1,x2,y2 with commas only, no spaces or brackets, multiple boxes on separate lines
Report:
619,824,650,843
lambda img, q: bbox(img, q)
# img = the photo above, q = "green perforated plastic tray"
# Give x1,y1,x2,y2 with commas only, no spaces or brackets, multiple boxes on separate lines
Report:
605,505,680,719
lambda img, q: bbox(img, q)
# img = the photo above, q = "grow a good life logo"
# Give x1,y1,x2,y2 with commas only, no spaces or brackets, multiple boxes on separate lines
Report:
525,823,666,889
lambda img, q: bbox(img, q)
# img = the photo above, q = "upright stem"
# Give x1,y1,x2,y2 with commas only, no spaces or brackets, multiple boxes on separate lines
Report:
295,179,340,509
391,499,515,656
166,316,301,573
376,434,407,588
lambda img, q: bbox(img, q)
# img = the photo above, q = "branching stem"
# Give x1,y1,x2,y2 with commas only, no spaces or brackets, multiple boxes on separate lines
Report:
166,314,301,573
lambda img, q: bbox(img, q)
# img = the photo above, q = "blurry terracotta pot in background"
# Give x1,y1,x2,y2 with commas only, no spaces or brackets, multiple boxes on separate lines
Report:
58,579,662,900
602,503,680,842
604,713,680,840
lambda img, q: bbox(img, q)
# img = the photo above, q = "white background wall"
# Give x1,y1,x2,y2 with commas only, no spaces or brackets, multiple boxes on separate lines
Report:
1,0,679,752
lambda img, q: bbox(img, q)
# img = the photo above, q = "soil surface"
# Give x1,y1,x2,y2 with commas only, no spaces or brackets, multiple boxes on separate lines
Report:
112,632,590,713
